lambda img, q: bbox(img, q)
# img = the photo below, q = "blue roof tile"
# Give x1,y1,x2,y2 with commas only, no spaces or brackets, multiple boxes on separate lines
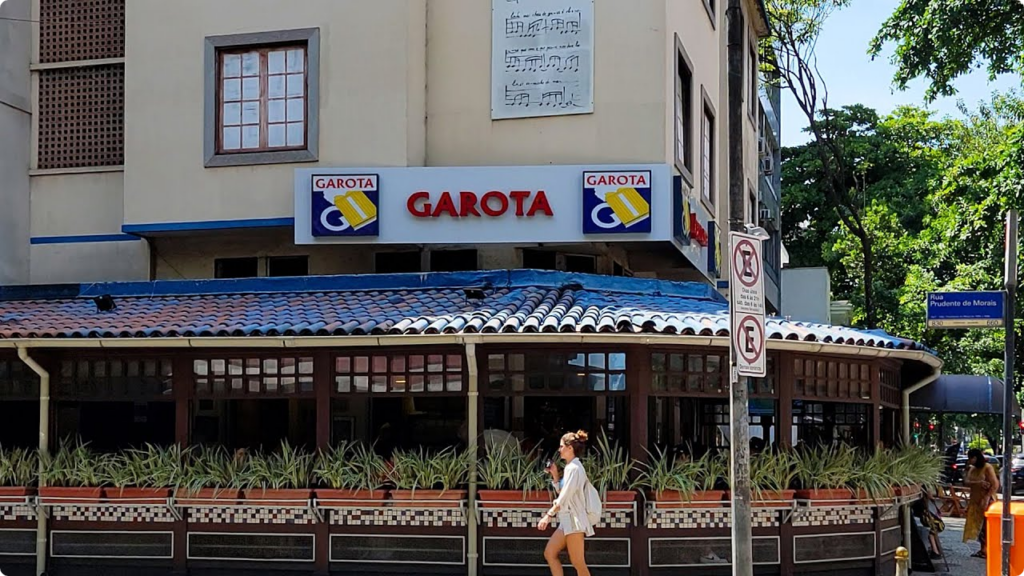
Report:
0,270,932,352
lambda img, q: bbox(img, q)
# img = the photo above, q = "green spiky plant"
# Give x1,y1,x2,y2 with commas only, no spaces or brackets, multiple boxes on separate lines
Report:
314,441,388,492
0,446,39,488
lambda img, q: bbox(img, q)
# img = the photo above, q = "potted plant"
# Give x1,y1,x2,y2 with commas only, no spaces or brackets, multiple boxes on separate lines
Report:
581,432,637,510
477,441,550,506
749,449,797,506
635,446,717,508
850,447,896,503
105,444,183,501
890,445,943,497
175,445,244,504
793,444,857,504
39,439,107,503
389,447,469,508
314,441,389,505
242,440,314,505
0,446,38,501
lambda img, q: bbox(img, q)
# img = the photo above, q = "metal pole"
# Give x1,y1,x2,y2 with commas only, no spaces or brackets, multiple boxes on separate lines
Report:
1003,209,1018,576
726,0,752,573
18,346,50,576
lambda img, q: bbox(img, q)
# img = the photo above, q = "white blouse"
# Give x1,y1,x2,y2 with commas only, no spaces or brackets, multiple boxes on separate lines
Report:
552,458,595,536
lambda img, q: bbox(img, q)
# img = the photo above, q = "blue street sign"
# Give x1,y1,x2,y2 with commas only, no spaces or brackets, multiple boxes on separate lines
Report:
926,291,1006,328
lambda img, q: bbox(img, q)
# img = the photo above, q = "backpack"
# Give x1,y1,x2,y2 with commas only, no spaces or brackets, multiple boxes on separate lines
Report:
584,481,603,526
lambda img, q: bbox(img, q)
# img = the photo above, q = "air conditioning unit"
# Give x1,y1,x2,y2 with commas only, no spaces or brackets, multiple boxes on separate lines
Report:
759,207,772,222
761,155,774,175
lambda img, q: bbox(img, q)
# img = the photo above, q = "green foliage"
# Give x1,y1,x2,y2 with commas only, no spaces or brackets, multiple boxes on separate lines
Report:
41,439,110,488
633,446,702,500
0,446,39,488
580,430,637,495
870,0,1024,102
314,441,388,491
106,444,187,489
477,440,548,493
386,446,470,493
750,449,798,497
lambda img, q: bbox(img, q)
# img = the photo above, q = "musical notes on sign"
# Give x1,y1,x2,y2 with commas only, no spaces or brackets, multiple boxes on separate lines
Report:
492,0,594,120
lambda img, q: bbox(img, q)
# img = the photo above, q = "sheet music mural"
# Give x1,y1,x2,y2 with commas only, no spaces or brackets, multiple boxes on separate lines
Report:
491,0,594,120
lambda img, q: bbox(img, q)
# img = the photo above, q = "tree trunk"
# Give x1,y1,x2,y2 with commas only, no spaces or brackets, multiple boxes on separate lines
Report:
861,234,876,328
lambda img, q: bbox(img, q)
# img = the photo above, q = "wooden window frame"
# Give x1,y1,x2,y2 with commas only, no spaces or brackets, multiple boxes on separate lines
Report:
481,346,629,397
331,348,467,398
192,353,316,399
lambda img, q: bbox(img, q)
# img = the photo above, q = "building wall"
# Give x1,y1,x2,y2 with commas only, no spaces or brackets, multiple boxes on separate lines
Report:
0,0,31,285
781,267,832,324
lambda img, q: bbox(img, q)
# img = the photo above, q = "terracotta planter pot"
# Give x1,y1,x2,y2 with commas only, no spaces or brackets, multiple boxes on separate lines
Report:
854,488,895,503
0,486,35,503
174,488,242,505
795,488,855,505
314,488,389,507
38,486,104,504
244,488,312,506
390,489,467,508
105,487,170,502
649,489,727,508
601,490,637,509
894,484,921,498
477,489,551,508
751,489,796,507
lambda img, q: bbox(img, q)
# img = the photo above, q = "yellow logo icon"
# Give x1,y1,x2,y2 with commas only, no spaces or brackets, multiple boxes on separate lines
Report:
333,190,377,231
606,187,651,228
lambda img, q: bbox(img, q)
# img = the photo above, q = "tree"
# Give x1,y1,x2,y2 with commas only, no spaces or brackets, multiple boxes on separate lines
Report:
765,0,884,326
870,0,1024,101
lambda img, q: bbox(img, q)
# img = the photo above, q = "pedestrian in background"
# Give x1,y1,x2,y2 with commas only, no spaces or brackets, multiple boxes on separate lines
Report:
963,448,999,558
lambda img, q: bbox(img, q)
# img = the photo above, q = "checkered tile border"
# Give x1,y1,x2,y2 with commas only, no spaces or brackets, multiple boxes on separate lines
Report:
187,506,313,525
51,504,175,523
645,507,779,530
331,507,466,528
0,503,37,522
792,506,874,527
880,505,899,522
479,507,633,529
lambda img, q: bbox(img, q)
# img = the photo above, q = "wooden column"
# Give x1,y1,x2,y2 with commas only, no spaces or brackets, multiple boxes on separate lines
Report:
778,352,794,448
871,364,882,448
172,356,191,446
313,350,332,575
627,345,649,576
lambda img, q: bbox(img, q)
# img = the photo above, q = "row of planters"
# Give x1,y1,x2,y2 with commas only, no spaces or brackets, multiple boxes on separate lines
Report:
0,438,943,508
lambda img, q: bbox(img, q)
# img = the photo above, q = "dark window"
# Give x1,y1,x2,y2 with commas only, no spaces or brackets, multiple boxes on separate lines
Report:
613,262,632,277
675,48,694,174
267,255,309,277
215,257,258,278
430,249,477,272
375,251,422,274
522,249,558,270
749,44,758,117
565,254,596,274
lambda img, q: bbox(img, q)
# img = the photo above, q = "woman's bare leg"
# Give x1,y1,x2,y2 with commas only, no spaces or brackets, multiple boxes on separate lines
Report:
565,532,591,576
543,528,567,576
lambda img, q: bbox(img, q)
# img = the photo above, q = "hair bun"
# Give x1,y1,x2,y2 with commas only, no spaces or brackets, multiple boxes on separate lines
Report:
575,430,589,442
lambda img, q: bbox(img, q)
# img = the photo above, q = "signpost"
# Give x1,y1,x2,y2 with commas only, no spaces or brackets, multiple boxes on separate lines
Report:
729,230,766,576
926,291,1006,328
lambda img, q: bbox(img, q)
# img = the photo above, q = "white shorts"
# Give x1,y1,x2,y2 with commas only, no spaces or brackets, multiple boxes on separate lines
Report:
558,513,585,536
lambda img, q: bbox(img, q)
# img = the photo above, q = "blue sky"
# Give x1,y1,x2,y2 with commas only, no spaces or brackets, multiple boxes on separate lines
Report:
780,0,1022,146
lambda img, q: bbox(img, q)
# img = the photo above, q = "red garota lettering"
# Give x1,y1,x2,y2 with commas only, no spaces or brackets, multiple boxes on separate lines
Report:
526,190,553,217
509,190,530,216
459,191,481,217
481,191,508,217
406,190,554,218
407,191,431,217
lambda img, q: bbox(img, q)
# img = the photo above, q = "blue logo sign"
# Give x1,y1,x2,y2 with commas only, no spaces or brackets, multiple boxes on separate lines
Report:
582,170,653,234
707,221,722,277
926,291,1006,328
312,174,380,237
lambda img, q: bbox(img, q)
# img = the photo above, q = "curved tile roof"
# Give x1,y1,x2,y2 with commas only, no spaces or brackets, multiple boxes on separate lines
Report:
0,270,931,352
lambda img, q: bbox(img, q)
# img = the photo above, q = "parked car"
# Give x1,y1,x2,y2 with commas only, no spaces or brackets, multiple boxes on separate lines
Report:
949,455,1001,485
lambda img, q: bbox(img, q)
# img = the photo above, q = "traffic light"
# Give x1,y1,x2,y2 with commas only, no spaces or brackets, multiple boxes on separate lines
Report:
928,423,935,431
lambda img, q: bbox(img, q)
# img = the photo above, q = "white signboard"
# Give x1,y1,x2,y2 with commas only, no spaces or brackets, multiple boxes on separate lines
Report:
294,164,672,245
491,0,595,119
730,231,766,378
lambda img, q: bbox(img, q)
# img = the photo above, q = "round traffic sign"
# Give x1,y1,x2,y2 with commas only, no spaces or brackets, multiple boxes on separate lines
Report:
735,314,765,364
732,238,761,289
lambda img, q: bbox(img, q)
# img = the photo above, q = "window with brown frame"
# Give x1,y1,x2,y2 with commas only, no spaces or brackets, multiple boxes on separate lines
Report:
55,358,173,400
650,351,724,395
217,45,307,154
792,401,870,447
880,367,901,407
793,357,872,401
333,352,464,394
0,359,39,398
193,356,314,397
486,351,627,394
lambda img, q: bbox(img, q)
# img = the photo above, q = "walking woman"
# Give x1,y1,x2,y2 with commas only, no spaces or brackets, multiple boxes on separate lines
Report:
538,430,593,576
963,448,999,558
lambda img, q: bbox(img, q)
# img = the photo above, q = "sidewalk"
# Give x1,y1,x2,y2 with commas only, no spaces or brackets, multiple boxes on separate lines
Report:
935,517,986,575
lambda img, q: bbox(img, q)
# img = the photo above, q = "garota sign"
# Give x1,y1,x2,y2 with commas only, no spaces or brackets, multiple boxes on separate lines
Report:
730,231,766,378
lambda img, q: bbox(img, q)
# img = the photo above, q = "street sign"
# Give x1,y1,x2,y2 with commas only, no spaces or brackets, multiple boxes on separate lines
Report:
926,291,1006,329
730,232,765,377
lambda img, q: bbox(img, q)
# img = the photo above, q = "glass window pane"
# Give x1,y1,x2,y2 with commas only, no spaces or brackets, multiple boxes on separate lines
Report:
241,101,260,124
354,357,369,373
354,375,369,392
706,356,721,373
447,374,463,392
286,97,304,121
299,358,313,374
687,374,702,391
688,355,703,373
446,355,462,372
230,378,243,392
508,354,525,371
428,355,444,373
336,357,351,373
549,373,565,390
609,353,626,370
248,377,261,393
287,122,304,146
652,374,666,391
669,374,684,391
409,374,425,393
510,374,525,392
609,373,625,391
287,73,304,97
526,353,546,374
287,49,304,72
268,50,286,74
336,376,351,393
196,378,209,394
268,99,285,123
241,52,259,75
372,356,387,373
241,125,260,149
567,353,586,369
222,127,240,150
280,358,296,375
268,74,285,99
222,54,241,77
210,359,225,375
263,358,278,375
528,374,545,390
300,376,313,393
588,373,606,391
372,375,387,393
282,377,298,394
144,360,157,377
222,103,241,126
391,356,406,373
110,360,123,377
127,361,140,377
390,375,406,392
222,78,241,101
268,124,286,147
265,377,279,393
428,374,444,392
228,359,243,375
669,354,685,372
588,353,605,370
194,360,209,376
242,77,260,100
567,372,584,390
488,354,505,372
409,355,425,372
488,374,505,391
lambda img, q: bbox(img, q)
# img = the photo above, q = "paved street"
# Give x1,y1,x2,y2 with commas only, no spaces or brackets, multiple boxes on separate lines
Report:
935,517,986,575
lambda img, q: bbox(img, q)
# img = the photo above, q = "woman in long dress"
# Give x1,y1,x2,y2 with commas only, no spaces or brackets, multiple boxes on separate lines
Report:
538,430,594,576
963,448,999,558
